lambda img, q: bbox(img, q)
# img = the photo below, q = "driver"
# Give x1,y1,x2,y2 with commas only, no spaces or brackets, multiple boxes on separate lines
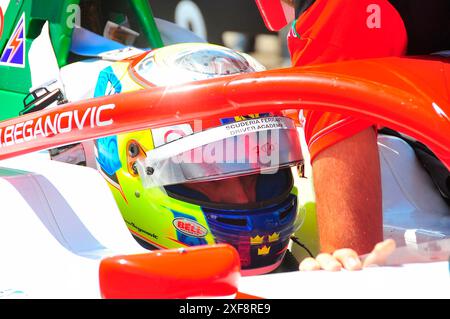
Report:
255,0,407,270
94,43,306,276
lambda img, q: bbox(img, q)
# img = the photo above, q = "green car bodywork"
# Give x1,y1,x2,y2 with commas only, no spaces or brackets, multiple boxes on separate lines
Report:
0,0,163,121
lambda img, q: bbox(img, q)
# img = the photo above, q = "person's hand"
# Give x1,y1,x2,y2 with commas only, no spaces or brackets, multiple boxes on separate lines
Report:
299,239,396,271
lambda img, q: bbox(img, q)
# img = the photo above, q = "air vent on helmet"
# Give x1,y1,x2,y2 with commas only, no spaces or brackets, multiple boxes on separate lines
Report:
279,201,295,221
215,217,248,227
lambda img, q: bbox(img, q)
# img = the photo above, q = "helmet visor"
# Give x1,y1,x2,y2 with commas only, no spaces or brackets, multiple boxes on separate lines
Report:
166,168,293,207
134,44,265,87
137,117,302,188
255,0,296,31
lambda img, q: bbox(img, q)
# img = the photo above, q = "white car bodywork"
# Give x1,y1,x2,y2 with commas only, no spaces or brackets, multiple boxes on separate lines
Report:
0,153,145,298
0,133,448,298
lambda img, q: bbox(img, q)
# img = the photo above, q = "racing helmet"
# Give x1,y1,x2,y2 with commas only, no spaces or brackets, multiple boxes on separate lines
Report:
95,43,304,275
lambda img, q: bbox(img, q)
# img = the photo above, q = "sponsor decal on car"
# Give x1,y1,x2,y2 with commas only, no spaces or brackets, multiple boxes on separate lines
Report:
0,13,25,67
0,104,115,148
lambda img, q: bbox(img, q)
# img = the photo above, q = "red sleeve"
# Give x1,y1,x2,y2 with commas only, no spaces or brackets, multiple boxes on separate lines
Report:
288,0,407,161
289,0,407,66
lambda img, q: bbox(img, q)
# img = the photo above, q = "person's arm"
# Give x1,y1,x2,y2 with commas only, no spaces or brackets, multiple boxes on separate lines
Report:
313,127,382,254
287,0,406,271
299,128,396,271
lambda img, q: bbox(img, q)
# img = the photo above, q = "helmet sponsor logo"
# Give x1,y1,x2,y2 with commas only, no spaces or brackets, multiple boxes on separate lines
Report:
258,245,271,256
152,124,193,147
125,220,158,240
268,232,280,242
220,113,271,125
250,235,264,245
254,142,275,156
251,233,280,245
173,218,208,238
164,129,187,143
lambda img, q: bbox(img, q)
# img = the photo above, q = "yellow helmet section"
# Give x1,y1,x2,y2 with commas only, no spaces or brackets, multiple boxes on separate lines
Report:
107,128,216,249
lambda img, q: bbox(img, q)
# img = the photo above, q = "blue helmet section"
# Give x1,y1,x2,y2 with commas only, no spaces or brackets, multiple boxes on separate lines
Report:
203,194,298,271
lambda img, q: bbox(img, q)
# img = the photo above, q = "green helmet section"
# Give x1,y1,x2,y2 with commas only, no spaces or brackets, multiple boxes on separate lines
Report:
107,129,216,249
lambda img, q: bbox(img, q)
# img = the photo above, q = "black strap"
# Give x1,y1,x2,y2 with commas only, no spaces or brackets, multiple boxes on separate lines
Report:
290,236,314,258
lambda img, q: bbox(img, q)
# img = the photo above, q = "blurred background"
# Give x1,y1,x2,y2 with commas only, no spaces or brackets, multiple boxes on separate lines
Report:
149,0,290,69
148,0,450,68
80,0,449,69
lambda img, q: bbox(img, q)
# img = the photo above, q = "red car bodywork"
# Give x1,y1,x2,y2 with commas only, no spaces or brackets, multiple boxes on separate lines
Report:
1,56,448,168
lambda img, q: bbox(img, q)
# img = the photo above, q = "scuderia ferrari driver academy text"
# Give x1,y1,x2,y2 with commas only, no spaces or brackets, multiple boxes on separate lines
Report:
0,104,115,148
